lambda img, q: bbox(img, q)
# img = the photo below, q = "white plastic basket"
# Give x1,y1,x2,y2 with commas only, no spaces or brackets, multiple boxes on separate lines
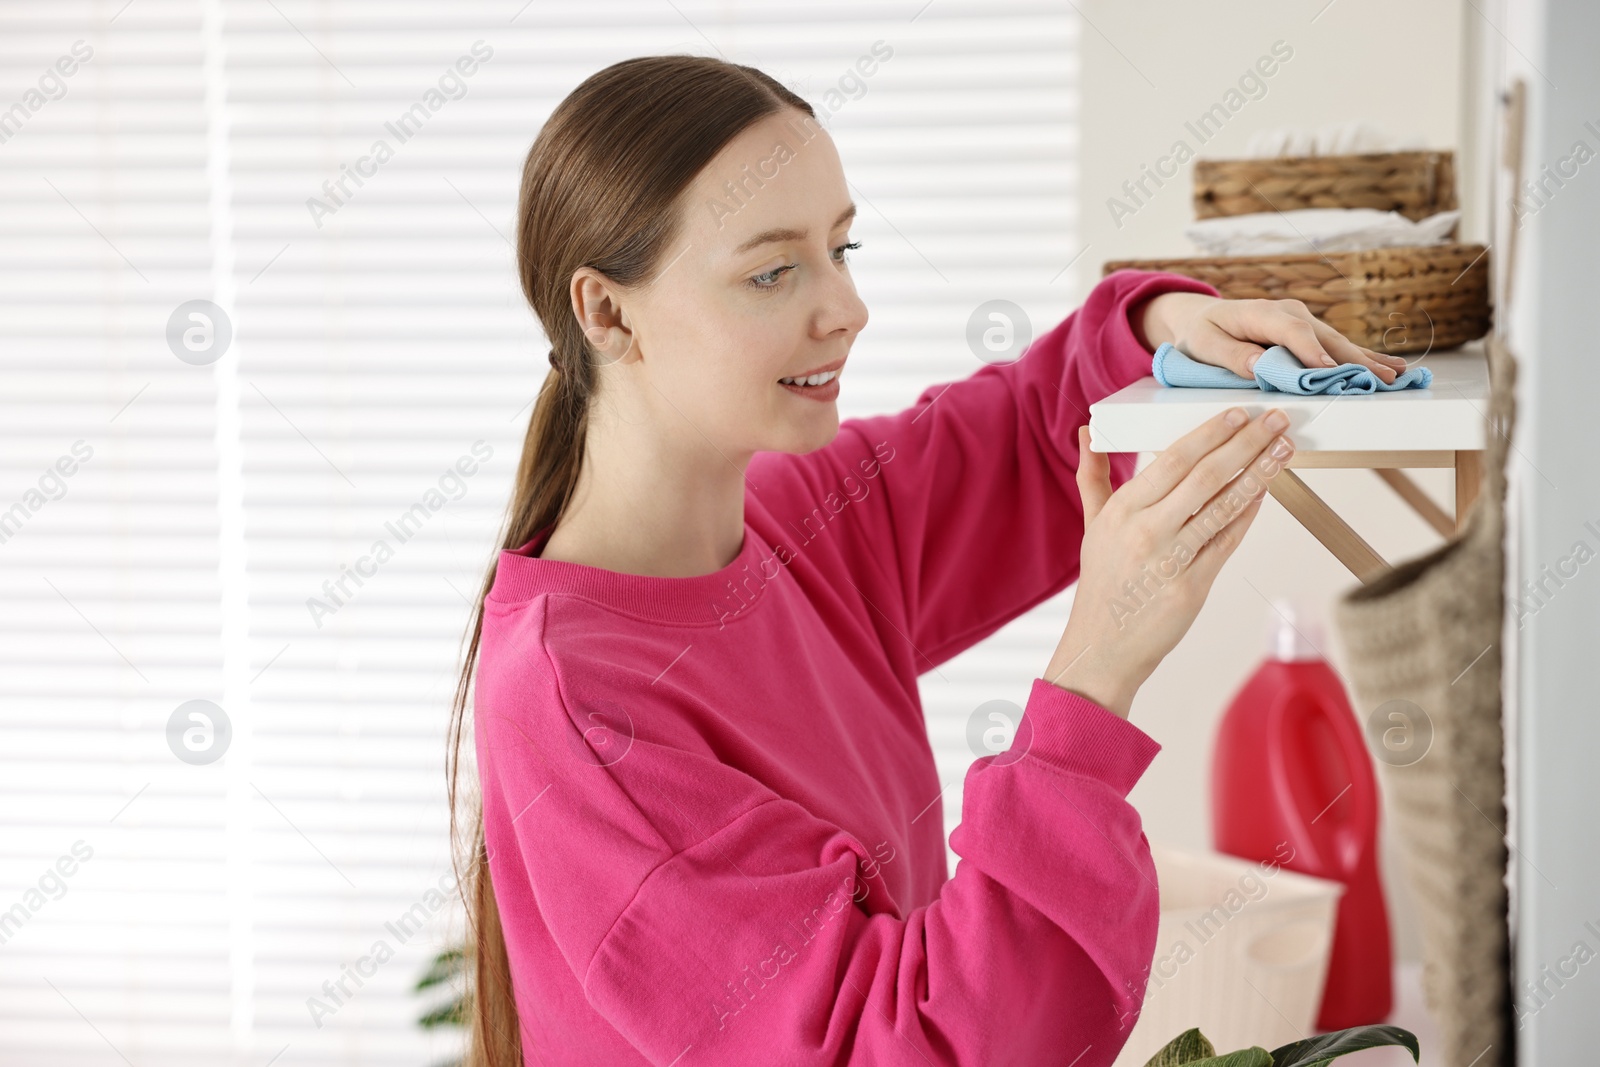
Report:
1110,844,1345,1067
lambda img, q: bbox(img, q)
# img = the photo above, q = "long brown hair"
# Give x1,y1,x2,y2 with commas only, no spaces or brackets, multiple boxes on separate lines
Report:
446,55,817,1065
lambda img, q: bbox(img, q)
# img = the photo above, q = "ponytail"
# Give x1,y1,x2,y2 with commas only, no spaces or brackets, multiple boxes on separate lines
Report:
444,54,816,1064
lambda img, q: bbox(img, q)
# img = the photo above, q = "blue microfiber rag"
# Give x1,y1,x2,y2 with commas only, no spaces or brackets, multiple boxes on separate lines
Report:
1151,341,1432,395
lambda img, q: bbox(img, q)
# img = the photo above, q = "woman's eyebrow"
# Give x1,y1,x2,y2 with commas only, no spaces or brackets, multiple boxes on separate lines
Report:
731,203,857,256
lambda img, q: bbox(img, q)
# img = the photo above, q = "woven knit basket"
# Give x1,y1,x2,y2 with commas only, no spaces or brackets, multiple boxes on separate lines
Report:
1193,150,1458,221
1100,244,1491,355
1330,328,1518,1067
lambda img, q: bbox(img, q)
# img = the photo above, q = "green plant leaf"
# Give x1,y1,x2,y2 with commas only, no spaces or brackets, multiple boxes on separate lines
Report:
417,992,471,1030
1268,1024,1420,1067
1144,1027,1219,1066
1184,1048,1274,1067
414,945,469,993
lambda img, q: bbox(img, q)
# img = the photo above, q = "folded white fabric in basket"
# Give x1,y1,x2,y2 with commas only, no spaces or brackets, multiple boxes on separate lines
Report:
1185,207,1460,257
1241,120,1426,158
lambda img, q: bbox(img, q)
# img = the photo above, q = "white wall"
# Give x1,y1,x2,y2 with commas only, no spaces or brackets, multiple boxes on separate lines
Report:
1503,0,1600,1061
1074,0,1475,969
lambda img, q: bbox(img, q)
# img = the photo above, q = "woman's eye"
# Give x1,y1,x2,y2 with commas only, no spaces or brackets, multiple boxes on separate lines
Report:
747,242,861,292
749,264,795,290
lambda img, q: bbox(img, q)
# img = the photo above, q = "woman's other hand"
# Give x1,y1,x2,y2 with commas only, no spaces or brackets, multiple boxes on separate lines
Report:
1045,409,1295,718
1136,291,1409,384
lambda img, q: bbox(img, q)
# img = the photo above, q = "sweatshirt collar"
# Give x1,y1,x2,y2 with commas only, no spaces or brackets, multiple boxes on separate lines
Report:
486,519,775,627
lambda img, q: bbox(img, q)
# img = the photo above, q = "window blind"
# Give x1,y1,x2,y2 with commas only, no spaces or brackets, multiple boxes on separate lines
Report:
0,2,239,1065
0,1,1082,1062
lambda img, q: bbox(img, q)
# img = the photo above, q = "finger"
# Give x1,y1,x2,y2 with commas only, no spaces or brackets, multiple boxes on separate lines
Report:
1076,425,1112,525
1226,340,1270,379
1310,320,1402,384
1366,345,1410,368
1178,433,1288,546
1278,300,1408,380
1211,299,1334,372
1172,446,1281,589
1188,317,1270,377
1154,409,1292,529
1271,316,1336,371
1238,342,1269,376
1187,487,1268,585
1114,406,1251,513
1223,299,1408,383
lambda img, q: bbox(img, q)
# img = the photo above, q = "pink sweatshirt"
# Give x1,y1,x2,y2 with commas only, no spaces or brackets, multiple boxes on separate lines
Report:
474,268,1223,1065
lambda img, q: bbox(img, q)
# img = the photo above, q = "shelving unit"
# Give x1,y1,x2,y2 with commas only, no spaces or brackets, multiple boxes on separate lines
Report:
1088,340,1489,581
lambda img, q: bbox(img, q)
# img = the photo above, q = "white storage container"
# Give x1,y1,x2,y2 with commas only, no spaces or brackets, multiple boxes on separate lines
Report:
1111,844,1346,1066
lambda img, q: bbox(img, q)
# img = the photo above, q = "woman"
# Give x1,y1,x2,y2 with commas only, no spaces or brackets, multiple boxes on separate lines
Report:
446,55,1405,1066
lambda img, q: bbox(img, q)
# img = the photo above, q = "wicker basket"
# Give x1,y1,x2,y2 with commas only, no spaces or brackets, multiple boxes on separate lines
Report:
1102,244,1491,355
1193,150,1457,223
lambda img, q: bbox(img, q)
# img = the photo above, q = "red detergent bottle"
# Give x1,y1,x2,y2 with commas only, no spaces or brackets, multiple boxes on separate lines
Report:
1210,601,1393,1031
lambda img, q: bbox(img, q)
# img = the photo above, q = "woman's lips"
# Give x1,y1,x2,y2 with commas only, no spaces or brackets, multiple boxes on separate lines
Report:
778,375,840,401
778,356,846,380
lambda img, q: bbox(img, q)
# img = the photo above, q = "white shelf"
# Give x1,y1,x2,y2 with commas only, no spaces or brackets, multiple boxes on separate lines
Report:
1088,340,1490,455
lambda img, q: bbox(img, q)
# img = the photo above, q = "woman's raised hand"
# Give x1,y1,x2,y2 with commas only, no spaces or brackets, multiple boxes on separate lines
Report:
1043,408,1295,718
1140,292,1409,384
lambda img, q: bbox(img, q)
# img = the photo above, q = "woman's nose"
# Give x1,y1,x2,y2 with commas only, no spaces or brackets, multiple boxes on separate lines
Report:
818,267,868,337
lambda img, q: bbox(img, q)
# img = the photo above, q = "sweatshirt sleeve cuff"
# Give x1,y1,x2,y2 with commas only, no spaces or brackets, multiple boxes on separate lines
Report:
1103,269,1223,390
1013,677,1162,797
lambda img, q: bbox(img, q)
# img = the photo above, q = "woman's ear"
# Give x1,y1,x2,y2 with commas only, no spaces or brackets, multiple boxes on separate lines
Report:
570,268,637,368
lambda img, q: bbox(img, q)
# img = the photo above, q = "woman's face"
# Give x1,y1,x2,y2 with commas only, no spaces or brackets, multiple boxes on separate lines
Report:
577,108,869,458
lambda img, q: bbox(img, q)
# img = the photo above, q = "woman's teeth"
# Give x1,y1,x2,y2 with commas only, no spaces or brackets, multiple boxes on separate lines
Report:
779,369,839,386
